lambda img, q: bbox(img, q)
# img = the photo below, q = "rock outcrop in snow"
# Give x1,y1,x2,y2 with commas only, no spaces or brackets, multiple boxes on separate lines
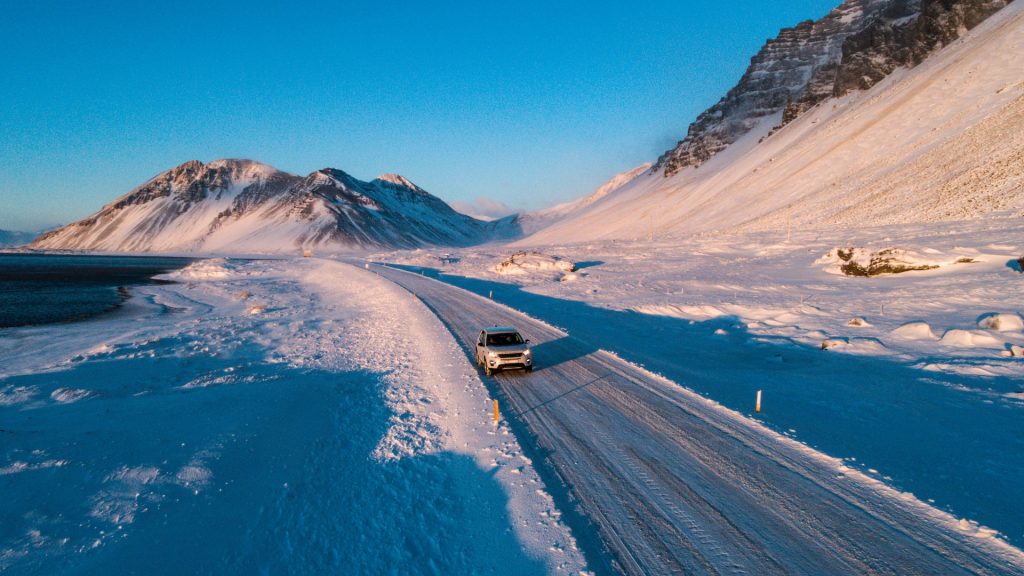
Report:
492,252,576,280
653,0,896,176
31,159,519,253
833,0,1012,98
822,247,942,276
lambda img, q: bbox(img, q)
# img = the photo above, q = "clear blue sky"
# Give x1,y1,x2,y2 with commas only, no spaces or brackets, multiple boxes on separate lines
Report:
0,0,841,231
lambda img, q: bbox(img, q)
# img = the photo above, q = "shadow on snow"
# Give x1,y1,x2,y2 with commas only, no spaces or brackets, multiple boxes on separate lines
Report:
386,263,1024,547
0,347,546,575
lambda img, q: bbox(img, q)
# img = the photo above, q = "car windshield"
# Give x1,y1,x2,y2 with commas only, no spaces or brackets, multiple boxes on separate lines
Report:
487,332,523,346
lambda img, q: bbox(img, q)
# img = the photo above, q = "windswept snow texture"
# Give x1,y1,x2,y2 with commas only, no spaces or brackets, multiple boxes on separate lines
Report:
0,259,586,574
528,2,1024,245
30,160,518,253
378,216,1024,550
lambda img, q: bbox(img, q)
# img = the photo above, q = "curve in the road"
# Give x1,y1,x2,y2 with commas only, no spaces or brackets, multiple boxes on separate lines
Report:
369,263,1024,576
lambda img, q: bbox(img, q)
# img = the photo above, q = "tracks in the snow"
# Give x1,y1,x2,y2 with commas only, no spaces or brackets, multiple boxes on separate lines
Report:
368,263,1024,576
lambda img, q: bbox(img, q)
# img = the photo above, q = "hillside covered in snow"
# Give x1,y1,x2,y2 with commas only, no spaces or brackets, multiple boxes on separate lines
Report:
525,0,1022,245
31,160,519,253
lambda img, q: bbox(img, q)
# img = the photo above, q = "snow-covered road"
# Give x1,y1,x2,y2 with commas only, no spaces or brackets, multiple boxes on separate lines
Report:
371,263,1024,575
0,258,588,574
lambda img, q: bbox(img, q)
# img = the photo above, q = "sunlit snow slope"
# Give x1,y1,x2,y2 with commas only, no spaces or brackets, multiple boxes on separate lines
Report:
524,1,1024,245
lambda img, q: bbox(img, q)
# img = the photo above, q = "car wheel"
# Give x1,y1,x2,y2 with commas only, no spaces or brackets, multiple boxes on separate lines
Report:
484,365,493,376
525,366,534,373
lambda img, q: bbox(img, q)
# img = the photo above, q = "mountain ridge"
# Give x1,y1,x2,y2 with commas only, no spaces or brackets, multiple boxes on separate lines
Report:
653,0,1014,177
523,0,1024,245
32,159,518,253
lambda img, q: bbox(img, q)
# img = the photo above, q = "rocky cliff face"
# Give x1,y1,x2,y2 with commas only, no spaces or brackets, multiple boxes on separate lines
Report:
31,159,518,253
832,0,1012,96
654,0,894,176
654,0,1014,177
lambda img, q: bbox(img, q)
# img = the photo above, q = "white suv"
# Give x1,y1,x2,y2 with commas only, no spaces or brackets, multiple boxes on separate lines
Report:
475,326,533,376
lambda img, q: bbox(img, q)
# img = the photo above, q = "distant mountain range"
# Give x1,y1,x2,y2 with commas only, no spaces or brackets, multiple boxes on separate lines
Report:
0,230,37,247
32,160,520,253
29,0,1020,254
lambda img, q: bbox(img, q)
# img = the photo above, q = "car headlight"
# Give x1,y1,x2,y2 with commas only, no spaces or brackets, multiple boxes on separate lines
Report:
524,349,532,357
487,351,497,358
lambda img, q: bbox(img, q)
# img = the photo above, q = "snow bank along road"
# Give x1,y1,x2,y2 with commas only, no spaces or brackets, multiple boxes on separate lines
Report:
0,259,587,575
370,263,1024,575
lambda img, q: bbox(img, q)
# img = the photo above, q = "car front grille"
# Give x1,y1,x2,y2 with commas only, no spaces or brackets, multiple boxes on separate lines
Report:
498,353,522,359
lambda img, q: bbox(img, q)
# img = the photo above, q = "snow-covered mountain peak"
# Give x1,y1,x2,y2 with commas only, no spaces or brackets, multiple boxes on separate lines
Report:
31,159,511,253
206,158,280,180
372,173,427,195
313,168,367,190
539,163,653,219
510,163,653,238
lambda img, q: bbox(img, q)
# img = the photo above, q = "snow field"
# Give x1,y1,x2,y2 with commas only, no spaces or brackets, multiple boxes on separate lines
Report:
372,262,1024,573
300,260,589,573
0,258,587,574
377,217,1024,547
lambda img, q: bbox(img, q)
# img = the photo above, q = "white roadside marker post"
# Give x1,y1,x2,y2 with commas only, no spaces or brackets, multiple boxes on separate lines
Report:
787,204,792,243
489,290,493,299
756,390,762,413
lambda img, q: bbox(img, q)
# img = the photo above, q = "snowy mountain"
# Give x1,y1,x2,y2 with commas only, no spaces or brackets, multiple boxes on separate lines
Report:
653,0,895,176
512,163,651,236
0,229,37,247
525,0,1022,245
31,160,518,253
653,0,1013,176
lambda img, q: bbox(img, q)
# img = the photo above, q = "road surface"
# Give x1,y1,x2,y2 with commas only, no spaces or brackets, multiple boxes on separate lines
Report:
370,263,1024,575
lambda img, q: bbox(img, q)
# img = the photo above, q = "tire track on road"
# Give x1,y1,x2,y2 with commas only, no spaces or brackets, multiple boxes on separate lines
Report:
370,262,1024,576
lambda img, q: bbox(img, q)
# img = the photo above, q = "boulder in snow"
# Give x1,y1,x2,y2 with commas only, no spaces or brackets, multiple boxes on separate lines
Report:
492,251,576,278
821,247,939,277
